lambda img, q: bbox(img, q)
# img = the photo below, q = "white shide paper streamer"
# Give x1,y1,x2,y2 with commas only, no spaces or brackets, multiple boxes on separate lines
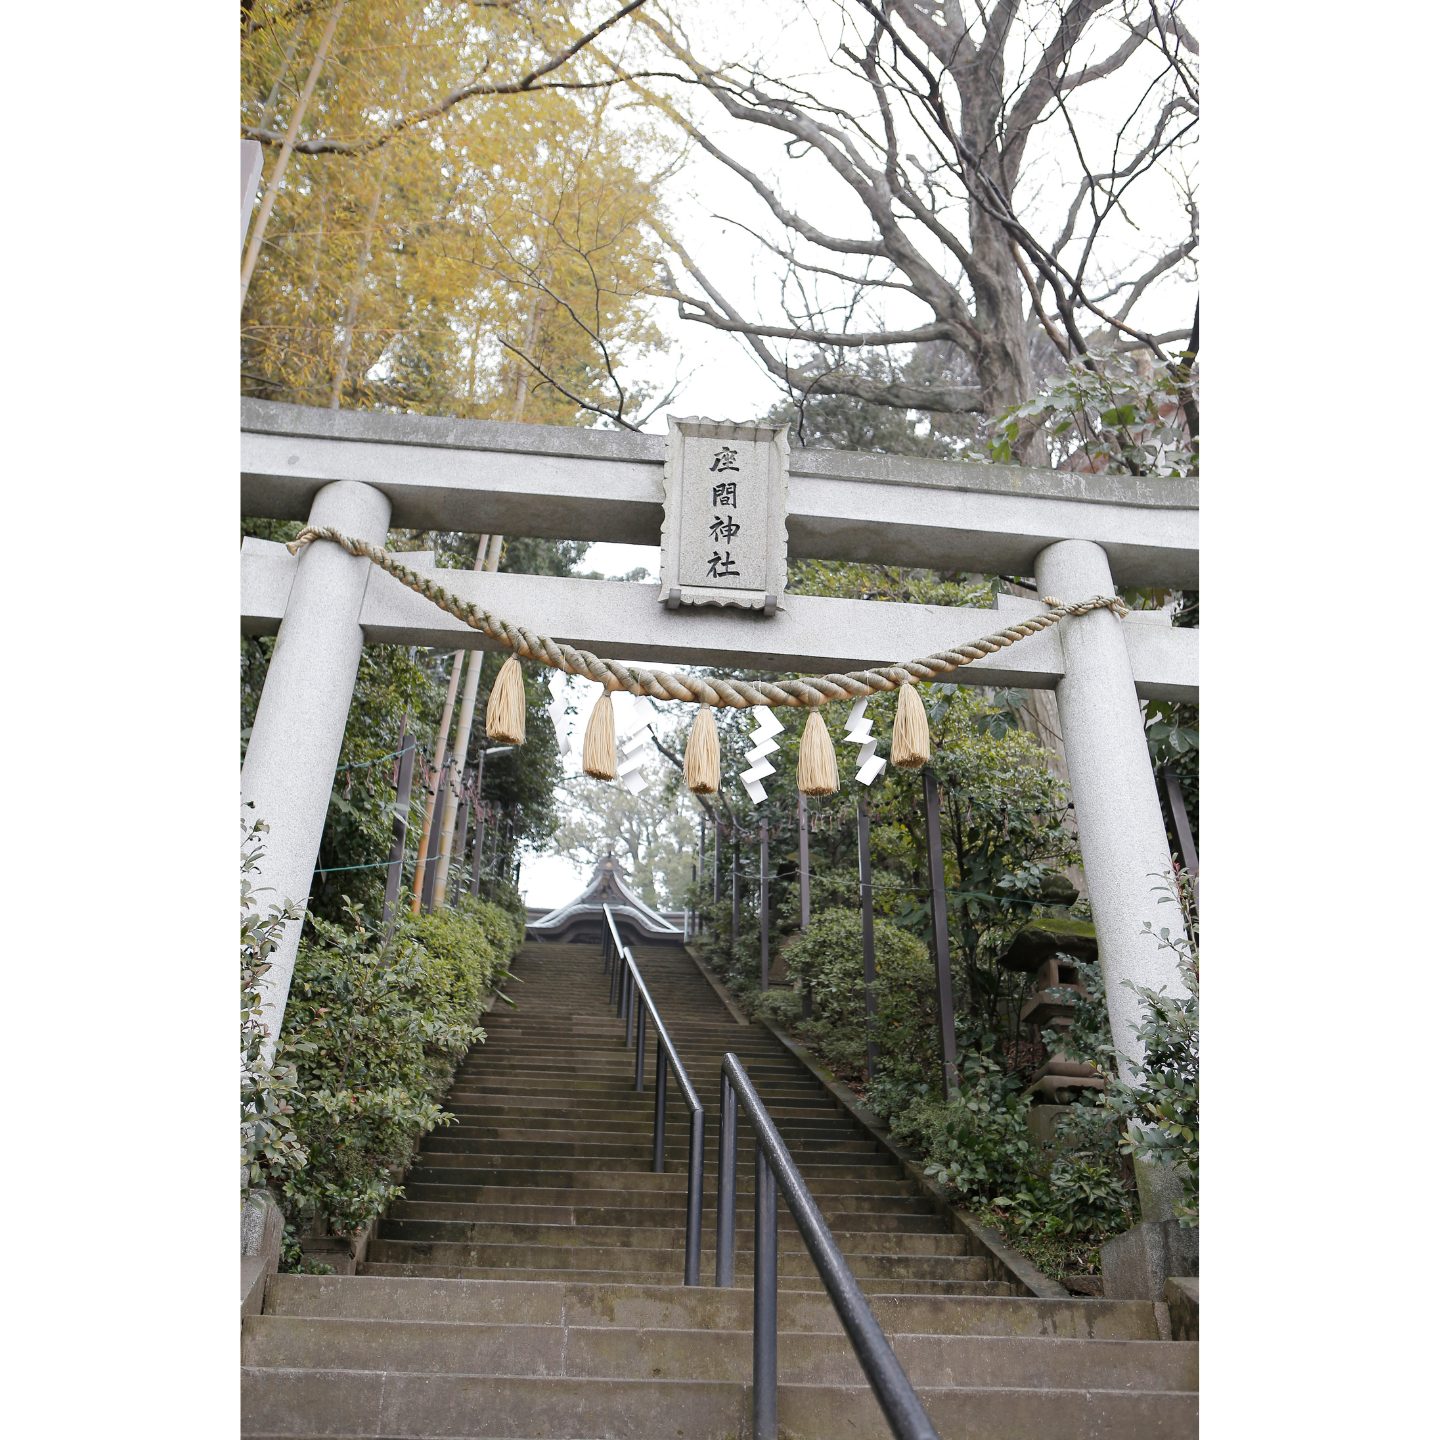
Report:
616,714,654,795
547,670,572,758
740,707,785,804
843,697,887,786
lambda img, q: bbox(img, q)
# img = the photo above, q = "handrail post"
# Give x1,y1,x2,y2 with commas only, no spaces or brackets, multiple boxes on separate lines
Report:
922,767,960,1099
716,1068,737,1287
720,1052,941,1440
759,819,771,990
653,1045,667,1171
602,907,706,1293
753,1144,779,1440
858,795,879,1080
685,1107,704,1287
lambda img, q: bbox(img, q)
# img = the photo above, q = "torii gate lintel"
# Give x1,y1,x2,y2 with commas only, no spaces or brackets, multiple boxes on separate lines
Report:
239,405,1198,1224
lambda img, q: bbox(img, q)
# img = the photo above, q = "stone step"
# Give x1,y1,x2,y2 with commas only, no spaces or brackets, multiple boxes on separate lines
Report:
267,1274,1161,1339
449,1063,799,1084
419,1129,883,1154
457,1044,790,1063
400,1166,920,1197
376,1218,971,1256
397,1180,925,1210
356,1261,1012,1296
242,1367,1196,1439
416,1142,895,1172
387,1198,946,1231
442,1084,826,1106
407,1152,899,1181
442,1098,824,1120
448,1066,807,1087
431,1114,860,1138
363,1238,991,1280
244,1313,1197,1390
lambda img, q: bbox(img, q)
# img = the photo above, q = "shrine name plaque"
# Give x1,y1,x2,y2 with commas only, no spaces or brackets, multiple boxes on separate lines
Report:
658,416,790,614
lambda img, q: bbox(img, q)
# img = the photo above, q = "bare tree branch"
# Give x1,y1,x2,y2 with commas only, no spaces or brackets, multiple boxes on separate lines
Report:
617,1,1197,439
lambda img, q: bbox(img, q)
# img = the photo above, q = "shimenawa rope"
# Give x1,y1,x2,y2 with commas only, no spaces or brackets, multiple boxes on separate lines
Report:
287,526,1128,710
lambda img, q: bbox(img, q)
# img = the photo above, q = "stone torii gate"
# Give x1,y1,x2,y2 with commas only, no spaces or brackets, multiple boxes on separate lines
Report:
240,398,1198,1211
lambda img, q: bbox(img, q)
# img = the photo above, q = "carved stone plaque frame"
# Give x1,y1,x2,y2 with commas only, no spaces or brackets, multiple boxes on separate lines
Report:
658,416,790,614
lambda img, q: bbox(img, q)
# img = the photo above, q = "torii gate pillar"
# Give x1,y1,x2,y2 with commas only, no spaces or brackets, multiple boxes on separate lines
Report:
242,479,392,1058
1035,539,1191,1223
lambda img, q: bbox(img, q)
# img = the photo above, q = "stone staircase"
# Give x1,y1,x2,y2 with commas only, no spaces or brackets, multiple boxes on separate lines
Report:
243,938,1198,1437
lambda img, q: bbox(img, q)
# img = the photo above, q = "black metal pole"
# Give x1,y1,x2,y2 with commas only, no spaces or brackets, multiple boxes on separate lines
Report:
858,794,879,1081
382,729,416,926
797,792,811,926
759,819,770,991
730,843,740,956
634,1003,647,1092
922,768,959,1099
753,1147,779,1440
716,1070,737,1287
725,1053,941,1440
469,748,488,896
798,793,813,1018
698,814,708,935
685,1108,704,1287
653,1047,668,1172
420,758,449,911
450,795,471,906
1161,762,1200,888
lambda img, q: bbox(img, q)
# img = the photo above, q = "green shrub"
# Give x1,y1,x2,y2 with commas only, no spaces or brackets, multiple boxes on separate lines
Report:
1111,955,1198,1226
750,988,803,1028
780,908,936,1081
266,890,523,1243
901,1042,1034,1202
981,1100,1136,1271
405,895,523,1032
241,819,308,1201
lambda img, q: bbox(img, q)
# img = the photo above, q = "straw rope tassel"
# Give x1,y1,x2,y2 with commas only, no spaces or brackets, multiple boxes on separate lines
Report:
797,709,840,796
485,654,526,746
891,682,931,769
684,703,720,795
583,691,618,781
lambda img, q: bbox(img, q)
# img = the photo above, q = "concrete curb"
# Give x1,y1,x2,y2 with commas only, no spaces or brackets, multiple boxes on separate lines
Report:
682,945,751,1026
241,1188,286,1316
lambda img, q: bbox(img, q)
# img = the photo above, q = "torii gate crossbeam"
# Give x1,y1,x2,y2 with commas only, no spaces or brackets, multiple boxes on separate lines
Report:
239,401,1198,1221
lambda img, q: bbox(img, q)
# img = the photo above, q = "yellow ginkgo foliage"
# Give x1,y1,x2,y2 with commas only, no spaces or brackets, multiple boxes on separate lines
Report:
241,0,674,426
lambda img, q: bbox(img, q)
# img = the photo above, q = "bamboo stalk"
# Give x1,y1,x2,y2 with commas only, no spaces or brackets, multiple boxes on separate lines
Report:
409,649,463,915
241,0,347,310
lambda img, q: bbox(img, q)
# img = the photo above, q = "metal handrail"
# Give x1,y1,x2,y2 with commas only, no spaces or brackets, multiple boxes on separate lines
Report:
716,1052,940,1440
600,904,705,1285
